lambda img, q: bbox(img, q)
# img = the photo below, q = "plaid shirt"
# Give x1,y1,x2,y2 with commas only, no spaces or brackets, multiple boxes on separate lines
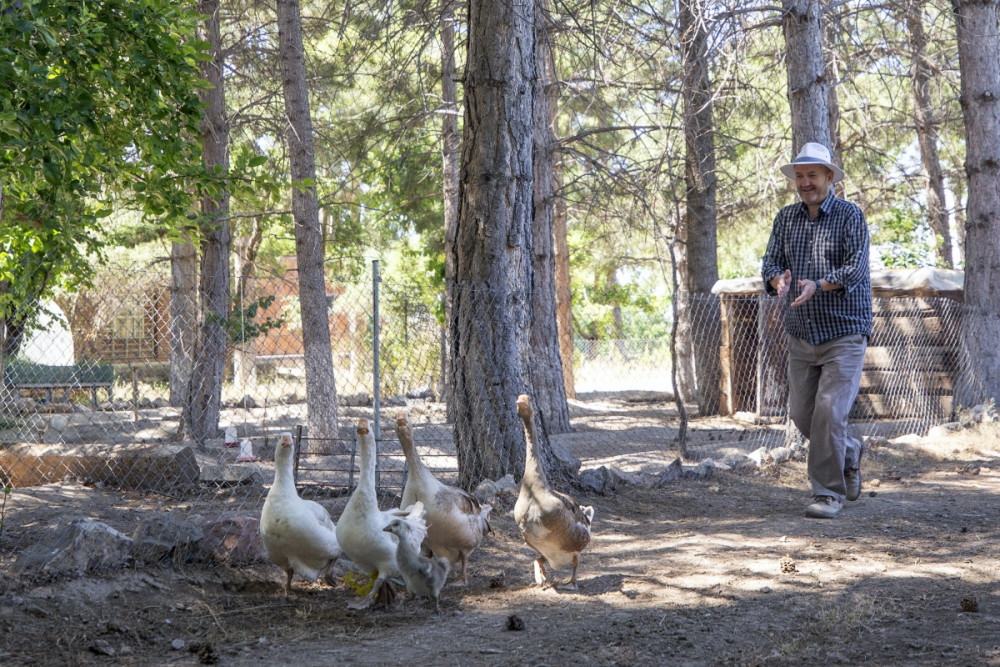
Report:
761,191,872,345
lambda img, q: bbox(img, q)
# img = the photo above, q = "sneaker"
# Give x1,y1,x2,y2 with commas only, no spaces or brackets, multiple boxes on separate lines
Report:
805,496,842,519
845,441,865,501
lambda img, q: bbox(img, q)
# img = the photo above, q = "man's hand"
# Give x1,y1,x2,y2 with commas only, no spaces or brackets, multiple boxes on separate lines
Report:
770,269,791,298
791,278,820,307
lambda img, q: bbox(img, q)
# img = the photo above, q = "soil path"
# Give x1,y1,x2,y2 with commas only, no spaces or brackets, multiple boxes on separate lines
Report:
1,427,998,666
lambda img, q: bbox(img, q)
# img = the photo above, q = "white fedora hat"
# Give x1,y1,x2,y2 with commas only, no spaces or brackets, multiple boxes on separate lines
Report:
779,142,844,183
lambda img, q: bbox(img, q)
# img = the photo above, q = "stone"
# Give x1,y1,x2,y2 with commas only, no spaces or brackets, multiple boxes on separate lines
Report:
768,446,794,464
132,514,205,563
578,466,613,495
197,516,264,564
89,639,116,656
720,452,755,473
650,457,684,487
13,518,134,576
0,443,200,493
746,447,768,466
607,466,642,489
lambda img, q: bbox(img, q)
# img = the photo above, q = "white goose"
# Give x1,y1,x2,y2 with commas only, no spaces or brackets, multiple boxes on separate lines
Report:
336,418,426,609
396,412,491,586
259,432,341,596
513,394,594,590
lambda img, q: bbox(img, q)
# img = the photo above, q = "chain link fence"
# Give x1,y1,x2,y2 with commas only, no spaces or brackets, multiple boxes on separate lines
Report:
0,257,983,581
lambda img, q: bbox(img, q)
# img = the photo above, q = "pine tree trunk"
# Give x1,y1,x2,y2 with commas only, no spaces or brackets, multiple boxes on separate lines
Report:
952,0,1000,407
553,150,576,399
232,218,263,398
441,2,460,418
276,0,339,445
169,238,198,409
680,0,721,415
783,0,830,152
451,0,574,489
186,0,230,446
530,0,571,434
906,0,954,268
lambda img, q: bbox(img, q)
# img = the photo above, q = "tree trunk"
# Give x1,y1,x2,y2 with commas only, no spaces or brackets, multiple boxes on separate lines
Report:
530,0,571,434
553,143,576,400
824,11,843,186
906,0,954,268
232,217,263,398
276,0,339,444
442,1,459,418
783,0,830,152
169,238,198,409
680,0,721,415
952,0,1000,407
451,0,572,489
186,0,231,446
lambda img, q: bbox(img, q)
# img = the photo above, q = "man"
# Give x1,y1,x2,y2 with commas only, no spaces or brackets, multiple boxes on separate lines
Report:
761,142,872,519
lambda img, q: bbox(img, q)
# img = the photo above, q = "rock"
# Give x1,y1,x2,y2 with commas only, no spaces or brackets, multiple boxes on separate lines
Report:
196,455,263,485
13,518,134,576
650,458,685,486
768,446,794,464
132,514,205,563
197,516,264,564
890,433,922,446
733,411,761,424
720,452,755,473
474,474,518,508
578,466,613,495
747,447,768,466
89,639,116,656
0,443,200,493
171,639,186,651
549,438,581,475
926,422,962,439
684,460,715,480
473,479,498,504
608,466,642,489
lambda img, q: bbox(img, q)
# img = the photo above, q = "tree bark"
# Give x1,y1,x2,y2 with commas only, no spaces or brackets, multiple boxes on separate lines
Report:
823,11,843,182
530,0,571,434
951,0,1000,407
552,141,576,400
680,0,721,415
905,0,954,268
442,1,459,417
783,0,830,152
169,237,198,409
276,0,339,444
451,0,573,489
186,0,231,446
232,217,263,397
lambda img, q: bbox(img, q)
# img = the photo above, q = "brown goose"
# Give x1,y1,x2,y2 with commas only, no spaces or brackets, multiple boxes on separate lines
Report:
513,394,594,590
396,412,492,586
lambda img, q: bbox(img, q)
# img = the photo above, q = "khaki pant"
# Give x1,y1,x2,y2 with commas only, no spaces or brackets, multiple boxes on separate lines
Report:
786,333,867,501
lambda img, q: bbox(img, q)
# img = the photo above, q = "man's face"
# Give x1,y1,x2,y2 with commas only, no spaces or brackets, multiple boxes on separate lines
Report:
794,164,834,208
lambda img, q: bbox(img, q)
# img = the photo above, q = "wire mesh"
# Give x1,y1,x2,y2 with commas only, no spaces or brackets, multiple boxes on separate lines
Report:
0,257,985,585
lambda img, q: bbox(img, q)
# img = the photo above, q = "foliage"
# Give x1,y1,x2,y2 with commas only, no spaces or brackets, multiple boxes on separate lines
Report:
869,207,936,268
0,0,209,337
221,295,286,345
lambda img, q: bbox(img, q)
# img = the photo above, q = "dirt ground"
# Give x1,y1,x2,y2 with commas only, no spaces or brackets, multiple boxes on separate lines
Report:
1,416,998,666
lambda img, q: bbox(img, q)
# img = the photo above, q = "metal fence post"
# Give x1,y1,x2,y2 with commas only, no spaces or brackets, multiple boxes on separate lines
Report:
373,259,382,487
